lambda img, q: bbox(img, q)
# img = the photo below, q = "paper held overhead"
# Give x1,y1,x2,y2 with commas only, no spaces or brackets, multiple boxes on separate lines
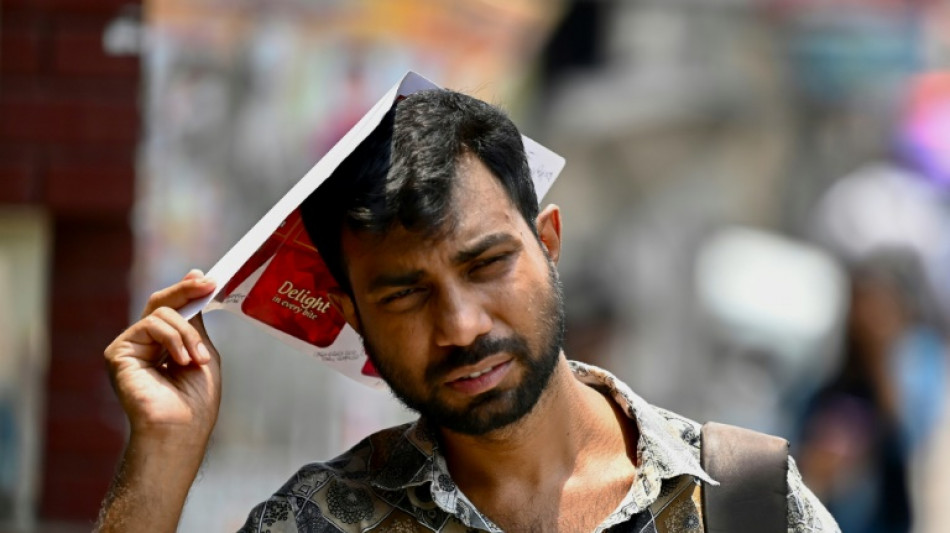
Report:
177,71,566,387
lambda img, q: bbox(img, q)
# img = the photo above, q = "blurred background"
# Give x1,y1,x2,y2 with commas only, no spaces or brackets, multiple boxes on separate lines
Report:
2,0,950,531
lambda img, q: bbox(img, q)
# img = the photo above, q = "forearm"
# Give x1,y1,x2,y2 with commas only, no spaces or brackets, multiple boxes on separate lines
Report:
95,433,209,533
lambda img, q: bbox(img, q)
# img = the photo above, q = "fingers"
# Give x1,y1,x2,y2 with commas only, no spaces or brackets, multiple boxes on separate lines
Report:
123,307,212,366
107,269,218,375
141,270,216,319
189,312,220,365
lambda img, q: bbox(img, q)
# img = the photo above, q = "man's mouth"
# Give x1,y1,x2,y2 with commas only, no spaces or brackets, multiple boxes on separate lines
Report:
445,359,513,395
461,365,497,380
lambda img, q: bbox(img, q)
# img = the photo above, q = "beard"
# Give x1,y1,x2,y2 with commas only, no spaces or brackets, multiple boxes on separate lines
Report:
361,260,565,436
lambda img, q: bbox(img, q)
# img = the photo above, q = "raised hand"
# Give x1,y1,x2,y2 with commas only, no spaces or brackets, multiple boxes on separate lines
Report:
97,269,221,533
105,269,221,442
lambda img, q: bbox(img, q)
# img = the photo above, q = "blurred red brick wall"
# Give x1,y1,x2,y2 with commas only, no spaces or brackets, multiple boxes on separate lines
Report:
0,0,139,522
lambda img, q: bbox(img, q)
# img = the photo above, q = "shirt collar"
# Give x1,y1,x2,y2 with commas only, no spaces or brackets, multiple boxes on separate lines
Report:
569,361,715,486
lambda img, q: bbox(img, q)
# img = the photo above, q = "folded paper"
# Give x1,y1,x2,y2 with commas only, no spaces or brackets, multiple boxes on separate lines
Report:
180,71,566,387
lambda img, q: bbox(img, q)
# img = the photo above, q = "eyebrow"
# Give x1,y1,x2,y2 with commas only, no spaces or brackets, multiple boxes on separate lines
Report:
366,233,520,292
452,232,519,265
368,270,425,292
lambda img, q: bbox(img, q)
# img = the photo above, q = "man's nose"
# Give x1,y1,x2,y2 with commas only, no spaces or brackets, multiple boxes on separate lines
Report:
431,286,492,348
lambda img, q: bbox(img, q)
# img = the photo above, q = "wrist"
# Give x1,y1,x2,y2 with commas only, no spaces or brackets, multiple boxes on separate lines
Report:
127,428,211,469
129,414,214,444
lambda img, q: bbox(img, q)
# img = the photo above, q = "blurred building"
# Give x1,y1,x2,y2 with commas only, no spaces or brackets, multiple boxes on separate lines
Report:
0,0,141,530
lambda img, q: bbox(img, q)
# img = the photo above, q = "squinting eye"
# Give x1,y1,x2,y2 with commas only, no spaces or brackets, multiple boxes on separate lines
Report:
378,287,428,312
472,253,512,274
382,288,414,303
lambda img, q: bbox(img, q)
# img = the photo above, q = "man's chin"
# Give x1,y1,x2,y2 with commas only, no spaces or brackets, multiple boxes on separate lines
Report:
428,388,535,436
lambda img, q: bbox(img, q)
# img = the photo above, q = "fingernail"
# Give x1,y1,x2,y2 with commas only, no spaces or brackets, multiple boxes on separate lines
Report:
196,342,211,363
199,276,214,285
178,345,191,364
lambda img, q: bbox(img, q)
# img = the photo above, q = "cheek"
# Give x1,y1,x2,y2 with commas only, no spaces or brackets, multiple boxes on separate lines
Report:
364,313,429,364
515,256,552,305
491,271,548,335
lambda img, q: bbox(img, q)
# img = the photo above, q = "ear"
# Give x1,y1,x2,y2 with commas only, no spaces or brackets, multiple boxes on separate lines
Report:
328,288,362,336
535,204,562,265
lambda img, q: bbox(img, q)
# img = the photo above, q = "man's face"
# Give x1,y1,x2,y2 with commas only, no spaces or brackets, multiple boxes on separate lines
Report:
336,155,565,436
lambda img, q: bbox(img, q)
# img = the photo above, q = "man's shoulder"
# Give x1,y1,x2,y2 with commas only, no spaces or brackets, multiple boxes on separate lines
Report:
239,421,433,533
650,413,841,532
579,360,840,533
280,421,417,483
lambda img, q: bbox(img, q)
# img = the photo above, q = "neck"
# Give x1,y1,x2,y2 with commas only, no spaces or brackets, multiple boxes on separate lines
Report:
438,357,635,492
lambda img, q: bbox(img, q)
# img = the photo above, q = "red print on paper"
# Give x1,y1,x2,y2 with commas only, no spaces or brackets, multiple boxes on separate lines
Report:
241,209,346,347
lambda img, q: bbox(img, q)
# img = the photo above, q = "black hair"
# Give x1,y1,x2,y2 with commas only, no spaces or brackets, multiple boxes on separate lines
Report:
300,89,538,294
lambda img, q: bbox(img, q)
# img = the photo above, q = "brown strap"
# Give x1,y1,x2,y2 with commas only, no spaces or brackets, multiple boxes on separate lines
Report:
701,422,788,533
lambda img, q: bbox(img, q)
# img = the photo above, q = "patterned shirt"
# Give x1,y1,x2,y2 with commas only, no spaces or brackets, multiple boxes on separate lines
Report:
240,361,840,532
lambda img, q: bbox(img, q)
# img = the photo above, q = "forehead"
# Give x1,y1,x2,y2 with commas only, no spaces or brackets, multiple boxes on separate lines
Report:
449,154,516,214
341,155,527,277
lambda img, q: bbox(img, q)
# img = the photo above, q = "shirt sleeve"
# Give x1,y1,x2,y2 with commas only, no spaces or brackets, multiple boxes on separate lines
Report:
238,496,300,533
786,456,841,533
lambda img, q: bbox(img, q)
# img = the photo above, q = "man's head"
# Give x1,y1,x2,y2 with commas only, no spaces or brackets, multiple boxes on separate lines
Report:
303,90,539,295
301,89,564,436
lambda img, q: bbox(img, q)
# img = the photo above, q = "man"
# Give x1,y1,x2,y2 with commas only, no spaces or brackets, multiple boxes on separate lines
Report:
97,90,839,532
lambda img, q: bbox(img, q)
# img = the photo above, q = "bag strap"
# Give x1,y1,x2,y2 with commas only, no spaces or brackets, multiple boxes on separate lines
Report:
700,422,788,533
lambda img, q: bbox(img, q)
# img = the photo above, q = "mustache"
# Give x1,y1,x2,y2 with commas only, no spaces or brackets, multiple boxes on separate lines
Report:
426,335,531,382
